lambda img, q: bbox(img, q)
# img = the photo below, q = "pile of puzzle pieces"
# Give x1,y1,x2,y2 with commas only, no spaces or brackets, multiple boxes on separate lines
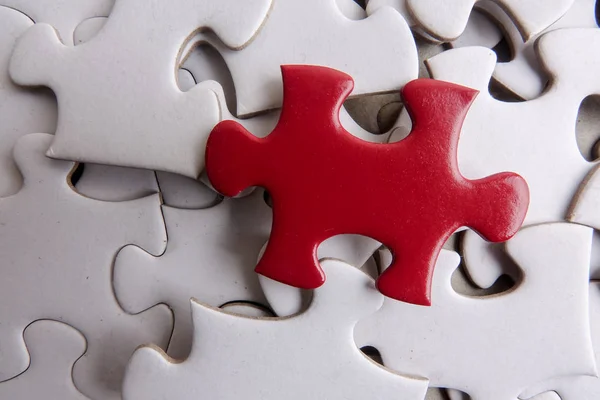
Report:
2,0,600,399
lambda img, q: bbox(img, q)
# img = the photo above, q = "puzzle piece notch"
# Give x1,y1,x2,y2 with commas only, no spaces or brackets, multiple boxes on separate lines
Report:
0,320,89,399
8,0,272,177
122,259,428,400
0,6,57,198
407,0,574,41
356,223,596,400
206,64,529,305
0,133,173,400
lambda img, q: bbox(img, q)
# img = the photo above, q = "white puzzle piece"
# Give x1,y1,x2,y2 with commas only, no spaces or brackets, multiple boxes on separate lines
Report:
0,320,90,400
518,283,600,400
423,31,600,288
470,0,598,100
113,189,272,359
122,259,429,400
0,7,57,198
0,133,173,400
406,0,574,41
9,0,273,178
0,0,114,45
355,223,597,400
196,0,417,116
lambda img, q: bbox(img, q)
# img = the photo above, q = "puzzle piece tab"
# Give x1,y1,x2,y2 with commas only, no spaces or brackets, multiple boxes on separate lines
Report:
0,320,90,400
205,65,529,305
0,6,56,198
122,259,428,400
0,133,172,400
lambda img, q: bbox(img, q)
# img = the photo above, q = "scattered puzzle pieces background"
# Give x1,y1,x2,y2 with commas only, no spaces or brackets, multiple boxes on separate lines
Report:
1,0,600,399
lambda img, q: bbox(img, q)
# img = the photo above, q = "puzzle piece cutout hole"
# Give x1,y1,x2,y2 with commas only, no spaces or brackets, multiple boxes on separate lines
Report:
576,94,600,161
359,346,384,366
219,301,275,318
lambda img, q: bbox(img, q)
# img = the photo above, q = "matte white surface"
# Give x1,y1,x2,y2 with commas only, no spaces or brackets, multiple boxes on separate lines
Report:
406,0,573,41
424,31,599,288
9,0,272,177
0,7,57,198
114,189,272,359
356,223,596,400
122,259,429,400
0,320,90,400
1,0,114,45
198,0,418,116
0,134,173,400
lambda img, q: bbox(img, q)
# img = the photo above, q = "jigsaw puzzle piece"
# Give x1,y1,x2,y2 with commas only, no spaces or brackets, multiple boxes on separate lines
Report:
1,0,113,45
113,189,271,359
206,64,528,305
474,0,598,100
8,0,272,177
356,223,596,400
427,30,600,288
0,320,89,399
406,0,573,41
568,164,600,229
0,133,173,399
518,283,600,400
122,259,428,400
0,6,56,198
202,0,417,116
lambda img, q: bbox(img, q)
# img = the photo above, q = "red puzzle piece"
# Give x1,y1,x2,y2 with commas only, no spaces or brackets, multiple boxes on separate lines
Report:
205,65,529,306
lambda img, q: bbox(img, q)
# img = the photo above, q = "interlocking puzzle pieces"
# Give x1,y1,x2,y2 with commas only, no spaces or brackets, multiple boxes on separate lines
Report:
355,223,597,400
121,259,428,400
426,30,600,288
1,0,114,45
0,6,56,198
205,64,529,306
0,320,89,400
0,133,173,400
466,0,598,100
201,0,418,116
259,235,383,316
113,189,271,359
406,0,574,41
9,0,272,178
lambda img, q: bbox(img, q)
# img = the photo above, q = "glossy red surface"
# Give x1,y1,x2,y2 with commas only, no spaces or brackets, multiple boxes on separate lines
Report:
205,65,529,306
